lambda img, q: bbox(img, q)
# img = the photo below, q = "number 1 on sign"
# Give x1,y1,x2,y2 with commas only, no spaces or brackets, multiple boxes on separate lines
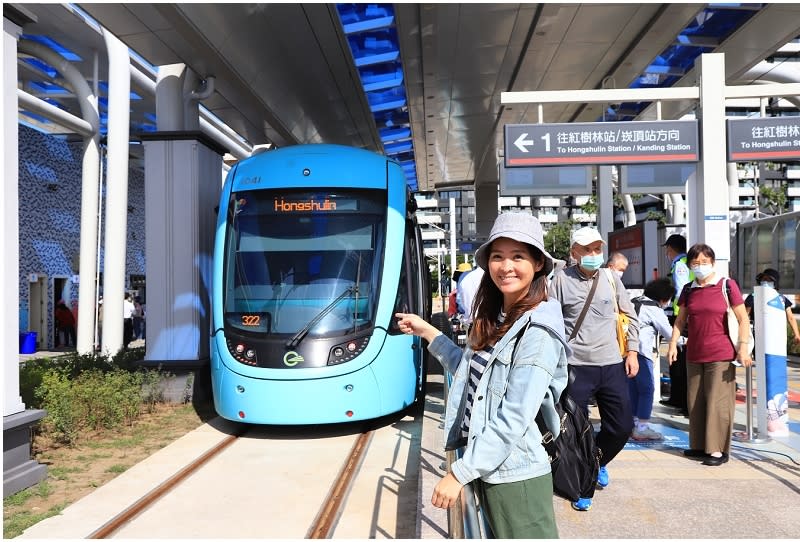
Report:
541,133,550,152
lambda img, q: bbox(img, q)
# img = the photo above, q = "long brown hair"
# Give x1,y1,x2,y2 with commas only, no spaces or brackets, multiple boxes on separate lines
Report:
469,243,549,351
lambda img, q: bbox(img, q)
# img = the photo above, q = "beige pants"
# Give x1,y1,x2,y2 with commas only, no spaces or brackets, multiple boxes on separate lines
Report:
687,361,736,454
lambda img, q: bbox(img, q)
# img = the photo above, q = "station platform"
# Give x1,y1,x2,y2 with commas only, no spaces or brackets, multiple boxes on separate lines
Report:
15,341,800,538
419,361,800,539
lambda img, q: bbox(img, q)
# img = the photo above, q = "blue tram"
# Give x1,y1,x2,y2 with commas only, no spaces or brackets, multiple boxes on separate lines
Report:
210,144,431,424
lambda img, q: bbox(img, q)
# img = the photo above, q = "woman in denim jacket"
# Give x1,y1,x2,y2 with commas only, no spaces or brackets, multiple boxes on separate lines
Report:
396,212,570,538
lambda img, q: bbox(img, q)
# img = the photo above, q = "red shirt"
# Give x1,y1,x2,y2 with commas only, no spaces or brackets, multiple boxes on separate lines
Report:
677,277,744,363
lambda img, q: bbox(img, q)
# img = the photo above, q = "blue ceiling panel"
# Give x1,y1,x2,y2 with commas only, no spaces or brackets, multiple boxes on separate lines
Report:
336,3,417,190
21,57,59,79
380,126,412,142
21,34,82,62
600,4,764,122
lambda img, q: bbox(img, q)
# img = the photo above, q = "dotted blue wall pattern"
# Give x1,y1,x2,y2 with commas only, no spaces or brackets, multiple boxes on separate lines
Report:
18,125,146,349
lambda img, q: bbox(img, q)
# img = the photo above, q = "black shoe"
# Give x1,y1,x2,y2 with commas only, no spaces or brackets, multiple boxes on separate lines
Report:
683,449,707,459
679,409,689,417
702,453,729,466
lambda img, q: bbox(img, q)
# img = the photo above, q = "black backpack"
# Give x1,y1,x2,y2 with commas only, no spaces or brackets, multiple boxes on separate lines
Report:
510,322,602,502
535,370,602,501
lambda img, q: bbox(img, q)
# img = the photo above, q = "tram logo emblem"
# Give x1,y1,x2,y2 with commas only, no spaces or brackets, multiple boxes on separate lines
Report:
283,351,304,367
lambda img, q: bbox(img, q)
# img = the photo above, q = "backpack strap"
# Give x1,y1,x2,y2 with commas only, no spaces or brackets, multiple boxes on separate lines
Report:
721,278,731,309
569,272,600,341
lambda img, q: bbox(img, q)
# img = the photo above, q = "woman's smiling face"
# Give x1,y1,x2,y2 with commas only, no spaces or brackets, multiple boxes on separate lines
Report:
488,237,543,310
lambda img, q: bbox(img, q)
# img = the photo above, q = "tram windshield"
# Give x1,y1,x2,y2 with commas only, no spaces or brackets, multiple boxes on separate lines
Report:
223,189,385,338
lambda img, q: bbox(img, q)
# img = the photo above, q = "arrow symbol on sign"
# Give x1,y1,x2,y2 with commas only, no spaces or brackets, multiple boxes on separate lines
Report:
514,132,534,153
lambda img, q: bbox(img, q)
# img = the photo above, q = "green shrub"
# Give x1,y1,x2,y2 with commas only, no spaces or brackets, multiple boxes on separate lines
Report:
140,369,169,412
35,370,80,444
33,360,168,445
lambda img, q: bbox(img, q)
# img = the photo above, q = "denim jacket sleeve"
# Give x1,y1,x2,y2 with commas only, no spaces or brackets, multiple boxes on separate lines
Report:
450,326,564,485
427,333,465,375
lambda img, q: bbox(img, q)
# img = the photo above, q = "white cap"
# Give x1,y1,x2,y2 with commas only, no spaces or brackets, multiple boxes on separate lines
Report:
571,226,605,246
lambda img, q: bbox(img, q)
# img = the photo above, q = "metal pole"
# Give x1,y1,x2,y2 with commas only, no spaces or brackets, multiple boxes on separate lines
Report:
733,285,770,443
449,197,457,292
436,239,442,300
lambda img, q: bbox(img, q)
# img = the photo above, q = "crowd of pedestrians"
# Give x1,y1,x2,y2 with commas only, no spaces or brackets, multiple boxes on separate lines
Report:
411,212,791,537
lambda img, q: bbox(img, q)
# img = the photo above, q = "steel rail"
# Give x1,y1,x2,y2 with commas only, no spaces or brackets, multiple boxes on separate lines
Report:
306,430,374,538
86,432,242,539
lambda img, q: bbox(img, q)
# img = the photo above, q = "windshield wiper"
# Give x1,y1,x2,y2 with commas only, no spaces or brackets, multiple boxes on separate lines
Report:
285,285,357,349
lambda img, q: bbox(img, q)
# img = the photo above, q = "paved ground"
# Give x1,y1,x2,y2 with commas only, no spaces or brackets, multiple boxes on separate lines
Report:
17,303,800,538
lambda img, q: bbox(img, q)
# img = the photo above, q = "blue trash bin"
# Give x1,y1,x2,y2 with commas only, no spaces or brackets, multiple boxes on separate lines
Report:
19,331,37,354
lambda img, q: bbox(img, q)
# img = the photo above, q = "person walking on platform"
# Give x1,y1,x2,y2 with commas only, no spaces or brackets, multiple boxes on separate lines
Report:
123,293,136,349
667,243,752,466
396,212,569,538
457,266,484,326
744,268,800,347
548,226,640,512
54,300,76,348
661,234,692,415
629,278,674,441
606,252,628,279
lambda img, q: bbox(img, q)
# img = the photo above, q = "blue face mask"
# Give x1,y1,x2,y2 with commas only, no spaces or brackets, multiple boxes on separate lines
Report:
760,281,775,289
580,254,604,271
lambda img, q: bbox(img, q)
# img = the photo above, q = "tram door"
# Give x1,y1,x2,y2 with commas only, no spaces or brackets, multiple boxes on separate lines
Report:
28,273,48,350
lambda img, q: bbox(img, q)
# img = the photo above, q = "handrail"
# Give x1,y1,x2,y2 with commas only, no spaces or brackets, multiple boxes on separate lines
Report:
438,315,492,539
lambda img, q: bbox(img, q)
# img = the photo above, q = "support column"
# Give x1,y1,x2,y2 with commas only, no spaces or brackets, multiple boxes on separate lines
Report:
4,9,47,497
3,16,25,417
100,30,131,354
689,53,731,275
141,133,224,364
597,166,614,253
474,182,498,241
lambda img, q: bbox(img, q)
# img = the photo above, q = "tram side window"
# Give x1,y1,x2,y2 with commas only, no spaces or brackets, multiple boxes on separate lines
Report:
389,229,416,333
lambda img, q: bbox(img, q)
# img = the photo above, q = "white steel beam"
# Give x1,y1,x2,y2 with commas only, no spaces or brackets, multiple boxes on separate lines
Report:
725,83,800,99
501,86,699,106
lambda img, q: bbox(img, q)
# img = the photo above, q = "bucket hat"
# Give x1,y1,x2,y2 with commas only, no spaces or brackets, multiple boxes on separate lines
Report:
755,268,780,287
474,212,554,276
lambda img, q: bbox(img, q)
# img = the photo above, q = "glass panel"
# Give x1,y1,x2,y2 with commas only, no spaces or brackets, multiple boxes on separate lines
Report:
755,224,774,276
223,189,385,337
777,218,797,291
742,227,755,290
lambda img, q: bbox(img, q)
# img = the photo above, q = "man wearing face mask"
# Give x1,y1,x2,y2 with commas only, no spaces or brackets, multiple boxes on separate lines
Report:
549,226,640,512
606,252,629,280
661,234,692,415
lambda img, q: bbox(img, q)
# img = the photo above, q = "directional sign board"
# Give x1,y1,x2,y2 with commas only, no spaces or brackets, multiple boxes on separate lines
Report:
727,116,800,162
504,120,699,167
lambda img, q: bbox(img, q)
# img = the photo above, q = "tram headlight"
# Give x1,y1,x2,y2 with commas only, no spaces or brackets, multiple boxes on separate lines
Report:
328,336,370,365
225,338,259,366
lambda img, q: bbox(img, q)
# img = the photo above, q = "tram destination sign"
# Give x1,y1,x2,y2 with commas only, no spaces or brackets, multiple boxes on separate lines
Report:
727,116,800,162
504,120,699,167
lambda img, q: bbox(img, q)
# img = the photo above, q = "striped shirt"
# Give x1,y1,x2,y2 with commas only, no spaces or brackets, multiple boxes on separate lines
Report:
461,346,493,440
461,312,504,440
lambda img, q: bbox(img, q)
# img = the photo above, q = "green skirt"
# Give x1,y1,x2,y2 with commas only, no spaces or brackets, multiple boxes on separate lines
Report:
474,473,558,539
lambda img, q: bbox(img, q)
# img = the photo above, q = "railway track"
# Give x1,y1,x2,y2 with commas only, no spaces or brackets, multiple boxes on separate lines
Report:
87,428,382,539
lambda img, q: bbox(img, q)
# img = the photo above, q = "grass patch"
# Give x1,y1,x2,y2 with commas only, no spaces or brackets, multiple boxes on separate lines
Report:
3,503,66,539
107,435,146,448
47,465,85,480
